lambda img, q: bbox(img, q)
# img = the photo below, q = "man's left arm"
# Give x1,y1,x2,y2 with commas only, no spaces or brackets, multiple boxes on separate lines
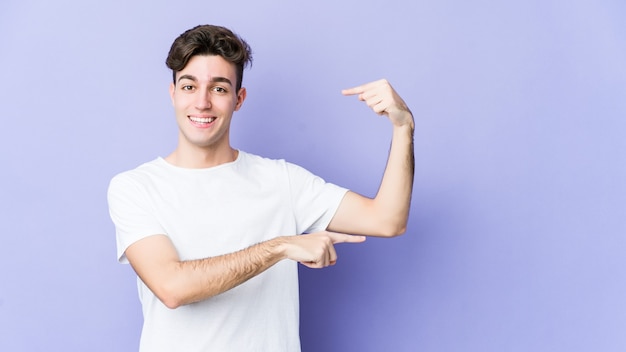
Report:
327,79,414,237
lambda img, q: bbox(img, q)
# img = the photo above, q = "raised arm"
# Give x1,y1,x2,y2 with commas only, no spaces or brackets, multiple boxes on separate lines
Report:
124,231,365,309
328,79,414,237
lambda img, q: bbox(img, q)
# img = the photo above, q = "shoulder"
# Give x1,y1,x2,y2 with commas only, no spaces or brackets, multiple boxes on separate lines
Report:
236,151,291,173
235,152,329,191
237,151,316,177
238,151,285,166
108,158,165,193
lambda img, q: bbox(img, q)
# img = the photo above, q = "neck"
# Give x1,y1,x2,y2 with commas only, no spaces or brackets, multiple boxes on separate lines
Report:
165,144,238,169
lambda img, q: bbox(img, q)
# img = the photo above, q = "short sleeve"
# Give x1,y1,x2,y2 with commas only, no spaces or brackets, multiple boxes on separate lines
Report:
286,163,348,234
107,173,166,263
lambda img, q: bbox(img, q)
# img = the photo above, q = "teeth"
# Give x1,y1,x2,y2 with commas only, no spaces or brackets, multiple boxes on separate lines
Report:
190,116,216,123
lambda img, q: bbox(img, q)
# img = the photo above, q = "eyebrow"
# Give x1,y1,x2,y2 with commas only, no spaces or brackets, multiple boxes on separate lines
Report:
177,75,233,86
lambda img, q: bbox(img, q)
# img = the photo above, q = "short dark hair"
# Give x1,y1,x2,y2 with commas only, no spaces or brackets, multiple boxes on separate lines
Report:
166,25,253,91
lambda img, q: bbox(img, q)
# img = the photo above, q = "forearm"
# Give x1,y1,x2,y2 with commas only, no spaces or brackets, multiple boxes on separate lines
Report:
328,118,414,237
332,79,415,237
373,122,415,233
140,236,288,309
179,238,287,304
144,231,360,308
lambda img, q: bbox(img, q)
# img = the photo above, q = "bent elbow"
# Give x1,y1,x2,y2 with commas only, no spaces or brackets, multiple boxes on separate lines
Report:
368,206,410,237
382,227,406,238
154,283,186,309
161,296,183,310
377,221,407,238
393,225,408,237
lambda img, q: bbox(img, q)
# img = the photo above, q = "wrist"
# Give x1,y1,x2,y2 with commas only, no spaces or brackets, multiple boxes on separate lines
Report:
269,236,290,261
393,120,415,136
391,110,415,130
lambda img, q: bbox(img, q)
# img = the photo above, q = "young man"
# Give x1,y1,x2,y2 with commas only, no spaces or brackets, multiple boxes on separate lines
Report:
108,24,414,351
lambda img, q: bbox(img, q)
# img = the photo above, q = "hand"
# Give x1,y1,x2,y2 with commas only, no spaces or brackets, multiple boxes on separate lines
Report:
281,231,366,268
342,79,414,128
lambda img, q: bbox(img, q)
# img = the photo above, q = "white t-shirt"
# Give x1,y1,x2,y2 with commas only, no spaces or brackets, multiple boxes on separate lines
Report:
107,151,347,352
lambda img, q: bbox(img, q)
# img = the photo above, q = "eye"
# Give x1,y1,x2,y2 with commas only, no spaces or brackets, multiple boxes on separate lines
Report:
213,86,228,93
181,85,194,91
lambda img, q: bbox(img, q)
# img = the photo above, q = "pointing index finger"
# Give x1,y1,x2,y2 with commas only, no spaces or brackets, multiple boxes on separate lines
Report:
342,79,385,96
341,85,364,96
327,232,367,244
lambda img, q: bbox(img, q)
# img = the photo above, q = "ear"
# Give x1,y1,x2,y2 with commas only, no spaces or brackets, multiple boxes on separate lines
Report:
234,87,247,111
169,82,176,106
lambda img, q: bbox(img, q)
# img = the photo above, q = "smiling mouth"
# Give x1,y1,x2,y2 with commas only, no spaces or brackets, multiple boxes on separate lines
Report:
189,116,216,124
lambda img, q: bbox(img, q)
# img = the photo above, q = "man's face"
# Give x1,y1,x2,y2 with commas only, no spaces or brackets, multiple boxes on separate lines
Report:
169,55,246,152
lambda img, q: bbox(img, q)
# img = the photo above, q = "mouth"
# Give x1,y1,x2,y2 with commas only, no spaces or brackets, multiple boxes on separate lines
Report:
188,116,216,126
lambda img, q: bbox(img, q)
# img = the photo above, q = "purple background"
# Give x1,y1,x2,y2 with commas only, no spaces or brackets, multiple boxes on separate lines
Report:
1,1,625,351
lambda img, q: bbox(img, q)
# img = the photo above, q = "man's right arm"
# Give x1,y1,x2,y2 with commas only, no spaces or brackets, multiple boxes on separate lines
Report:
125,231,365,309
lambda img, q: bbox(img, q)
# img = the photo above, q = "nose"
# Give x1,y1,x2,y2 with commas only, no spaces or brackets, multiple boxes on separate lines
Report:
195,88,212,110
